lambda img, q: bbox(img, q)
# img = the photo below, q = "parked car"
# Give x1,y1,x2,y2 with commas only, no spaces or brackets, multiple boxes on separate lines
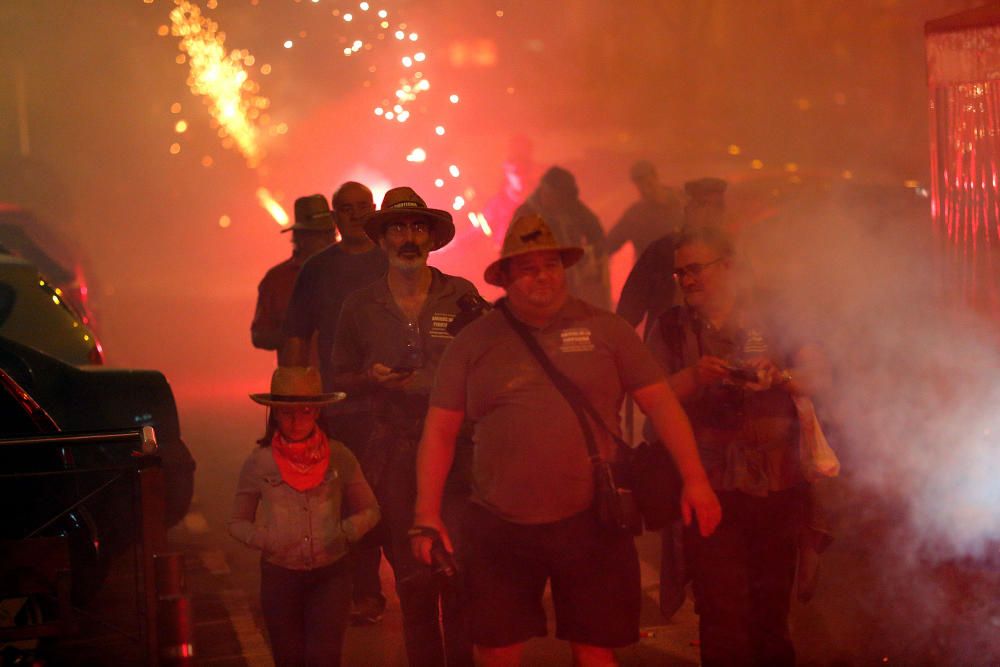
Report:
0,203,98,333
0,252,103,366
0,335,195,532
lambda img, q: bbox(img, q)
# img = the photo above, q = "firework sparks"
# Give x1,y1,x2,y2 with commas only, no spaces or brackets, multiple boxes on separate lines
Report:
256,187,289,226
169,0,270,166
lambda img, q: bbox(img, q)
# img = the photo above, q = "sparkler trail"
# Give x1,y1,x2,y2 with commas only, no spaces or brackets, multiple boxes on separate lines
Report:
160,0,490,236
169,0,270,167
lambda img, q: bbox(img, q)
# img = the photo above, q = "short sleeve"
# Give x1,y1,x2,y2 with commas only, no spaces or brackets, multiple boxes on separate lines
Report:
429,332,471,412
605,313,664,392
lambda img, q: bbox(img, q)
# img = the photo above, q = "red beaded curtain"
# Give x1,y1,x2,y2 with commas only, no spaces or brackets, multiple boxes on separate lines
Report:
927,7,1000,318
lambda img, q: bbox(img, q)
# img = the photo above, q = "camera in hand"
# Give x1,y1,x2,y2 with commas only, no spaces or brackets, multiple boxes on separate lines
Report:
724,364,760,383
408,525,458,578
447,292,492,336
430,537,457,578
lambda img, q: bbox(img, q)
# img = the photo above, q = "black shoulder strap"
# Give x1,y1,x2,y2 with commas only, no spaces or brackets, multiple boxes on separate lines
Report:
497,300,624,463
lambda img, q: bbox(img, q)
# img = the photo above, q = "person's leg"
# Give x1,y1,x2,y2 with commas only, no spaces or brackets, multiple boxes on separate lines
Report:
687,492,753,667
381,448,446,667
462,503,548,652
569,642,618,667
747,489,801,667
260,560,307,667
547,512,639,650
326,412,387,618
440,492,474,666
350,522,387,623
302,559,353,667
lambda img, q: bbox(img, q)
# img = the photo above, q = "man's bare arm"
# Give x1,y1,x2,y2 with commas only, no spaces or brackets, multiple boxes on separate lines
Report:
412,406,465,562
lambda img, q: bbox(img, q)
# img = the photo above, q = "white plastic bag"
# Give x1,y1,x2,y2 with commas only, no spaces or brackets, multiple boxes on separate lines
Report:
793,395,840,481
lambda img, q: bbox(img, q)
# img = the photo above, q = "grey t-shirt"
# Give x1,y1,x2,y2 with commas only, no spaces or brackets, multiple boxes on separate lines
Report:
431,298,663,524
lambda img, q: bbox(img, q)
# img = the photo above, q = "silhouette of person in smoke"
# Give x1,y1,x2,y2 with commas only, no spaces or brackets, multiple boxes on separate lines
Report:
607,160,683,258
617,176,728,338
251,194,336,361
513,166,611,310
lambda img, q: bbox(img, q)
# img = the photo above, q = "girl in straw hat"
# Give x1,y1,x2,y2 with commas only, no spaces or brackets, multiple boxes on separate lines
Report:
229,366,380,666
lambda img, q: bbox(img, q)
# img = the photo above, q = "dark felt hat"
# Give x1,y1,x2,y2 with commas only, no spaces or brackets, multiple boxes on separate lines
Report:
363,186,455,250
281,194,336,233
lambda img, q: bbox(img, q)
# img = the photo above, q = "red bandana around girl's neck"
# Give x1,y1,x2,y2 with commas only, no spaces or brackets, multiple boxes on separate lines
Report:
270,427,330,491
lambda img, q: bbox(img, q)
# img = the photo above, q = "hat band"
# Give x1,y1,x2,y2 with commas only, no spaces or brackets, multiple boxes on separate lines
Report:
268,394,326,402
386,201,422,210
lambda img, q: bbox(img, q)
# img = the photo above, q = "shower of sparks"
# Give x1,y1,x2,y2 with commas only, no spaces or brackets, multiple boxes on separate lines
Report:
160,1,484,238
256,187,289,226
169,0,270,166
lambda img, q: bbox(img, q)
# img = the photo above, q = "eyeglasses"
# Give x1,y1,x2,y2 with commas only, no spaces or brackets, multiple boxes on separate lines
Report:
386,221,430,236
673,257,724,281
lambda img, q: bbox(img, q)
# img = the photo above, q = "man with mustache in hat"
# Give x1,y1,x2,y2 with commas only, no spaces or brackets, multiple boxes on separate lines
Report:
251,194,336,361
412,214,721,666
330,187,479,667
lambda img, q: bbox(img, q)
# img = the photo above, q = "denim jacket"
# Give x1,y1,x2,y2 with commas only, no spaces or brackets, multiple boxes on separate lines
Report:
228,439,380,571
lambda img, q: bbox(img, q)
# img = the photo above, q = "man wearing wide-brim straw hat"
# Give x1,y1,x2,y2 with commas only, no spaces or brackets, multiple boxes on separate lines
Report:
251,194,336,359
331,186,479,666
413,213,721,664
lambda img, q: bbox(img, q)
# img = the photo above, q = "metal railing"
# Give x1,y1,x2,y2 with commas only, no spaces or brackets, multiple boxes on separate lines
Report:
0,426,173,665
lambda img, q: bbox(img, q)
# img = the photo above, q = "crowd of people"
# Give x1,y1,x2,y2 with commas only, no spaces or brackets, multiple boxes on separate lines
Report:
235,161,832,667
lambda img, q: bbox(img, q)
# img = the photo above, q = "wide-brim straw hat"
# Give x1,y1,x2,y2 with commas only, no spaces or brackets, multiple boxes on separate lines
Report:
281,194,336,233
483,214,584,286
363,186,455,250
250,366,346,407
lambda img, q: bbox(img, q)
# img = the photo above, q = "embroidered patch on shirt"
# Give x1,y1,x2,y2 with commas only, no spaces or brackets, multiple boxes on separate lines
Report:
429,312,457,339
559,327,595,352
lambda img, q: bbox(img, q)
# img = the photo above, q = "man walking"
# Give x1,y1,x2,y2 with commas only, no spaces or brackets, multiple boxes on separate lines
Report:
413,214,720,666
251,194,335,360
331,187,478,666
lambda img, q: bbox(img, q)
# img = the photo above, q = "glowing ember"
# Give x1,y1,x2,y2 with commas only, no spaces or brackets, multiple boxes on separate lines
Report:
169,0,270,166
256,187,289,226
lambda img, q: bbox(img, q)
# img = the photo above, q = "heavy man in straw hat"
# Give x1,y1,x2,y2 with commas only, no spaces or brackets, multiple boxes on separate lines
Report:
413,214,721,666
251,194,336,359
330,186,479,666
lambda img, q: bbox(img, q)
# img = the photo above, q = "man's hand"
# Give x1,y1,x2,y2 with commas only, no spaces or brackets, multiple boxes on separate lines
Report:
409,513,453,566
694,355,732,387
368,362,415,389
681,479,722,537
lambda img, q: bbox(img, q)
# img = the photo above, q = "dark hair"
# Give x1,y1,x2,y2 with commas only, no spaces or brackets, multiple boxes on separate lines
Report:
331,181,373,208
539,166,578,199
257,408,330,446
673,224,734,258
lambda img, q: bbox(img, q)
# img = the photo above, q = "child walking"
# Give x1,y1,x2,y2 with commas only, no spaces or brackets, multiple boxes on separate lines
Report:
229,366,380,666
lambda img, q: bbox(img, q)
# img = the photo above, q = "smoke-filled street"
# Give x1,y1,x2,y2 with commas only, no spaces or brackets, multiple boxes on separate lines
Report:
2,1,1000,665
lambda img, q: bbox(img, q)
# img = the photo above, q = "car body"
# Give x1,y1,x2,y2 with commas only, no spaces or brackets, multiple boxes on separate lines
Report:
0,253,103,366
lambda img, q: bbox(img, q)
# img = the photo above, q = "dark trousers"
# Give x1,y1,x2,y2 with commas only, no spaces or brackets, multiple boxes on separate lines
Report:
260,558,352,667
379,445,473,667
688,487,803,667
327,411,386,605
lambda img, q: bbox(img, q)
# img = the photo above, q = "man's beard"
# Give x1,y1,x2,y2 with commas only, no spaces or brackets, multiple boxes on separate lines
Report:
389,242,427,270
